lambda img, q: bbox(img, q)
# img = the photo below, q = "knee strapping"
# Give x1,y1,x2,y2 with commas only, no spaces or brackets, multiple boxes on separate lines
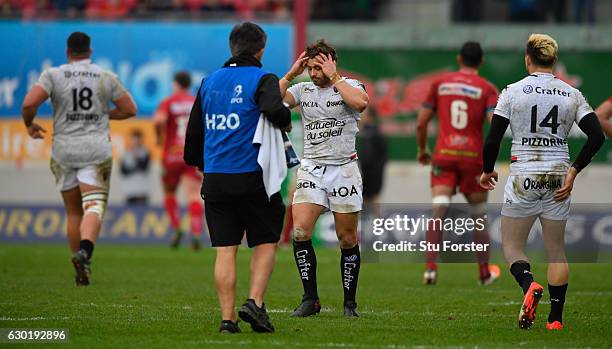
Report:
82,190,108,219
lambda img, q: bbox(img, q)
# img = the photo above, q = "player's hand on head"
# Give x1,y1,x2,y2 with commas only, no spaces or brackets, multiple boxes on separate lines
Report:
479,171,498,190
315,53,337,78
554,167,578,202
289,51,309,77
26,122,47,139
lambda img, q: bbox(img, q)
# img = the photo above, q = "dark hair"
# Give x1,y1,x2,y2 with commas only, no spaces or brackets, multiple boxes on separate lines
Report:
174,71,191,89
229,22,266,56
305,39,337,61
67,32,91,55
460,41,483,68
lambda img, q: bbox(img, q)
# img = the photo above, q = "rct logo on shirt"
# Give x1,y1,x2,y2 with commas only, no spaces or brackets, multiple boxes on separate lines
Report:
231,85,243,104
523,85,534,94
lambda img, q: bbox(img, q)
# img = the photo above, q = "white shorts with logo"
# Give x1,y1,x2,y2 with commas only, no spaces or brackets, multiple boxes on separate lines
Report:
292,159,363,213
502,174,569,220
50,158,112,192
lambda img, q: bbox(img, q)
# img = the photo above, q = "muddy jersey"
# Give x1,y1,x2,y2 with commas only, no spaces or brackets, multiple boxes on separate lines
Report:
36,59,127,167
494,73,593,175
287,79,364,165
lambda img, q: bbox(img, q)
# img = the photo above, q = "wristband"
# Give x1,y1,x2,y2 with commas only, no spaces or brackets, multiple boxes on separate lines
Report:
330,72,343,85
283,73,295,82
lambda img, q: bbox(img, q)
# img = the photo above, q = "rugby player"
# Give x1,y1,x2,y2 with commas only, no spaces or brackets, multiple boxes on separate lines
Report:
595,96,612,137
153,71,204,250
21,32,137,286
279,39,369,317
416,41,500,285
480,34,604,330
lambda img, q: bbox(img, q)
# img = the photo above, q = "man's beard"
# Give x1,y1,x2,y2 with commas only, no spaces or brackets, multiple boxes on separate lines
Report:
312,76,331,87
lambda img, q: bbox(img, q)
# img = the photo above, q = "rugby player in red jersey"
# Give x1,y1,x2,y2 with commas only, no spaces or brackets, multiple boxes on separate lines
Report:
154,71,204,250
416,42,500,285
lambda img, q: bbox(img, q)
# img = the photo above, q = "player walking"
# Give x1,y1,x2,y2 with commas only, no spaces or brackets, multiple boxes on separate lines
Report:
21,32,137,286
280,40,369,317
480,34,604,330
416,42,500,285
153,71,204,250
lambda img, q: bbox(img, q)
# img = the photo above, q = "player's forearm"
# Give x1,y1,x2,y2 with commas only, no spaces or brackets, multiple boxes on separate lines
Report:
415,109,432,151
482,114,510,173
335,81,369,112
21,106,38,127
109,108,135,120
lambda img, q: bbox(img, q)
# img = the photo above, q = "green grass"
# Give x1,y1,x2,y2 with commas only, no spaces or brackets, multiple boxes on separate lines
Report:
0,244,610,348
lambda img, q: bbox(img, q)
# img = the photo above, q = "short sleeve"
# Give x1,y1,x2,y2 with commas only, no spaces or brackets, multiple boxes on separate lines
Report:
493,87,511,119
109,73,128,101
422,80,438,110
485,84,500,113
345,78,366,91
36,69,54,95
287,82,303,105
574,89,594,123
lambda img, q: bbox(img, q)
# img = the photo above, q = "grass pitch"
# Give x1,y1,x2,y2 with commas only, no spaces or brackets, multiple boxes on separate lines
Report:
0,244,610,348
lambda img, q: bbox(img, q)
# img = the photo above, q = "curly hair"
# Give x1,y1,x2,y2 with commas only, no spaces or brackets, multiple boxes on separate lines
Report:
305,39,337,61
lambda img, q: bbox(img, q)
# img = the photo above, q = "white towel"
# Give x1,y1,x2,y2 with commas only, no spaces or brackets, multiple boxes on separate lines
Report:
253,114,287,199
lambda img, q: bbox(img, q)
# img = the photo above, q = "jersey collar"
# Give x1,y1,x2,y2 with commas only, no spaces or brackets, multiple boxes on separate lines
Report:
70,59,92,65
529,72,555,78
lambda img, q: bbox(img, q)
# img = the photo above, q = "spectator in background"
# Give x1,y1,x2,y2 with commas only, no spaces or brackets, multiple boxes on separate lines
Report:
358,107,387,210
574,0,594,23
453,0,483,22
120,129,151,205
508,0,545,22
86,0,137,19
53,0,86,17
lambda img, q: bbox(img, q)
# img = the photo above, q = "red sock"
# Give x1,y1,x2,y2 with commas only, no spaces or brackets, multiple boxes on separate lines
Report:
425,220,442,270
164,195,181,230
188,201,203,237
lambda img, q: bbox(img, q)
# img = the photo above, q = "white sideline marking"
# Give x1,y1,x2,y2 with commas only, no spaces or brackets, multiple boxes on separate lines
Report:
0,316,70,321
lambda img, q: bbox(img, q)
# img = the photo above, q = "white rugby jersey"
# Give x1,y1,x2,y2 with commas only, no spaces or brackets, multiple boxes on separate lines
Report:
287,79,364,165
494,73,593,175
36,59,127,167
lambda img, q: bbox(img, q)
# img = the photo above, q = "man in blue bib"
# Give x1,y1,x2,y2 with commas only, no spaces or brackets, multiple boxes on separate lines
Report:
184,22,292,334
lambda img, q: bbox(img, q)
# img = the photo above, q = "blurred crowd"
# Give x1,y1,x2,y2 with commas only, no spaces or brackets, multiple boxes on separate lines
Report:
0,0,291,19
454,0,596,23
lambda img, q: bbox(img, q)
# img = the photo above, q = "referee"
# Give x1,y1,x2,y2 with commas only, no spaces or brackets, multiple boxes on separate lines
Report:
184,22,292,333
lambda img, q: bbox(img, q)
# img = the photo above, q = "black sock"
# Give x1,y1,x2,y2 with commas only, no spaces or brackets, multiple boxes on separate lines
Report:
548,283,568,323
293,240,318,300
510,260,534,294
79,239,94,259
341,244,360,305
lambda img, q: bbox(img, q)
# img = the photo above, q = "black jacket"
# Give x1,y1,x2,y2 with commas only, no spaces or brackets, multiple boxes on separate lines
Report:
183,55,291,171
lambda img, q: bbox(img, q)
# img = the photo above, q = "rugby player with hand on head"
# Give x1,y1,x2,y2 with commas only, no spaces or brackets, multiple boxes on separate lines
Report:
21,32,137,286
153,71,204,251
480,34,604,330
416,41,500,286
279,39,369,318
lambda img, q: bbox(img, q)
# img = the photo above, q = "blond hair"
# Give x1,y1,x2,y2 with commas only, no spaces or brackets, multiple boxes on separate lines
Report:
526,33,558,67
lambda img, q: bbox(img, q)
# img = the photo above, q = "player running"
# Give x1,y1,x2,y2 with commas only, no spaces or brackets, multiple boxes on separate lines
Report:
153,71,204,250
595,96,612,137
416,41,500,285
480,34,604,330
21,32,137,286
279,39,369,317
